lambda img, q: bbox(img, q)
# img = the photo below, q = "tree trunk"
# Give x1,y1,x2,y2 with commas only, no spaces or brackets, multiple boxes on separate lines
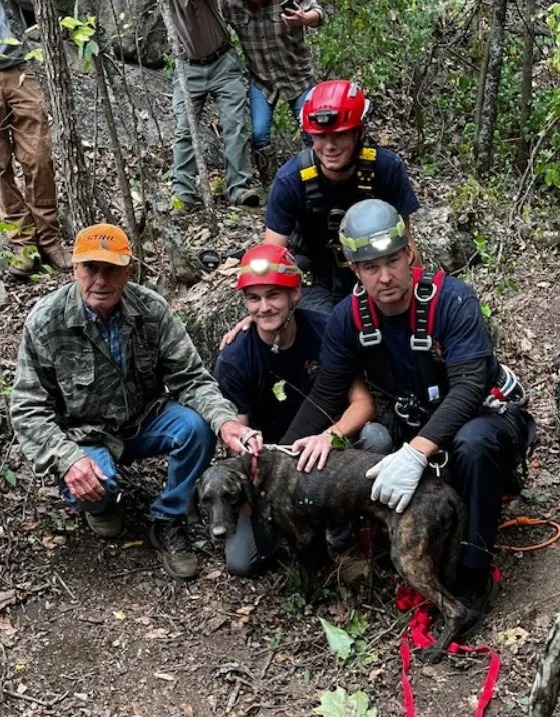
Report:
529,614,560,717
32,0,97,231
474,0,508,175
92,51,142,264
515,0,536,171
157,0,214,214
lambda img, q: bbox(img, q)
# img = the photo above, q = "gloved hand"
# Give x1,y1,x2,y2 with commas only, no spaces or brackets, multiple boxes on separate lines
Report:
365,443,428,513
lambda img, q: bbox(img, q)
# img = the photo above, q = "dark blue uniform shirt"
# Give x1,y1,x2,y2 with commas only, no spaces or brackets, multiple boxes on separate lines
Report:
214,309,328,442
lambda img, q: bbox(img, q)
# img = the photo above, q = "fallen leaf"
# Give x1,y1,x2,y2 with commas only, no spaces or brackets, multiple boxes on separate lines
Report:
0,589,16,611
16,683,27,694
113,610,126,621
236,605,255,615
205,570,222,580
122,540,144,549
154,672,176,682
497,626,529,650
144,628,169,639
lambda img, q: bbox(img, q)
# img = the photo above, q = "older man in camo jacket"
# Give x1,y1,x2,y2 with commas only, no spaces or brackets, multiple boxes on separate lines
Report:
10,223,262,580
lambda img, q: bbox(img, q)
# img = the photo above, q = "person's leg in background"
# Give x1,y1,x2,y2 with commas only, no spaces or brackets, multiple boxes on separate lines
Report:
289,85,314,147
211,51,259,206
171,60,207,208
249,83,277,186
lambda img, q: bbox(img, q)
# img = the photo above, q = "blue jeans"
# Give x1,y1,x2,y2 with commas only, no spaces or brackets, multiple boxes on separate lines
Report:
62,401,216,519
249,83,312,148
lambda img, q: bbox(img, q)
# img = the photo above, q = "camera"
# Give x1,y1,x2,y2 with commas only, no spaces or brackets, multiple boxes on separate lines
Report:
280,0,298,12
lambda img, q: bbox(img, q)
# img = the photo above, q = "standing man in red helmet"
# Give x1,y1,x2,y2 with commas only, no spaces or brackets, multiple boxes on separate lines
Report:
265,79,422,312
214,242,391,575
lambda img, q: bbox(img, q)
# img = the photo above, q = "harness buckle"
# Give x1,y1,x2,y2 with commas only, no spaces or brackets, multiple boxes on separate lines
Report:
359,329,382,347
410,334,433,352
414,281,437,303
429,450,449,478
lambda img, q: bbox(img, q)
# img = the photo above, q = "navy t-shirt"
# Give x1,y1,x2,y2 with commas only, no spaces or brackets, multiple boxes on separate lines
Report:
265,146,420,299
320,275,499,396
266,146,420,244
214,309,328,442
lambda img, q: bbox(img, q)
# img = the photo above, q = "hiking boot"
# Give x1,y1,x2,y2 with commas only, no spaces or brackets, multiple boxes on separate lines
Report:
253,145,277,185
41,244,73,271
85,506,123,539
233,188,260,207
8,247,38,278
149,517,198,580
455,575,499,640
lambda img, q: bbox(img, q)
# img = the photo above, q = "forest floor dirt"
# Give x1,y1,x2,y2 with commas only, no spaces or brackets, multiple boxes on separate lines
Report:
0,57,560,717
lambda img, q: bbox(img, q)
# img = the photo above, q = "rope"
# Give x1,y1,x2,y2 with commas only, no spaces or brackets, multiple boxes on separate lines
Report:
495,516,560,552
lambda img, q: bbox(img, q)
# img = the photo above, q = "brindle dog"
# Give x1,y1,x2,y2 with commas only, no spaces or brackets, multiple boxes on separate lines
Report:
198,447,469,663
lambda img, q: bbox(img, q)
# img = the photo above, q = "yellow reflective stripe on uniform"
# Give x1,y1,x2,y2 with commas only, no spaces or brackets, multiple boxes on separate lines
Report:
359,147,377,161
299,165,319,181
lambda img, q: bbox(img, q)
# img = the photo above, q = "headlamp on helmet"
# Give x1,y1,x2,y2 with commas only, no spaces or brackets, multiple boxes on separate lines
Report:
339,199,408,264
301,80,370,135
237,244,302,290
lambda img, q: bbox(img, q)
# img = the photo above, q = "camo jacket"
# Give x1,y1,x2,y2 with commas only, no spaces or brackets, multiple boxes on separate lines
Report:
10,281,238,478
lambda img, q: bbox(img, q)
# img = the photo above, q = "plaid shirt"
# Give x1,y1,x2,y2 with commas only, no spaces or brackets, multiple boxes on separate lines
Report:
83,303,124,373
221,0,323,103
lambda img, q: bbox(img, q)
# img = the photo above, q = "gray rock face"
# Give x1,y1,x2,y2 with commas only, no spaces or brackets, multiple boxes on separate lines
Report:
100,0,168,68
15,0,168,68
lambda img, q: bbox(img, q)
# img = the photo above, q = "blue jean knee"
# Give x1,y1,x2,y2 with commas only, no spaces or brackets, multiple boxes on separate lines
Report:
61,445,120,514
357,422,393,455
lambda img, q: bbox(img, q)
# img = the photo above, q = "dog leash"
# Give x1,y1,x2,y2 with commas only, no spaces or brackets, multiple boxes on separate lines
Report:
396,569,502,717
243,443,301,483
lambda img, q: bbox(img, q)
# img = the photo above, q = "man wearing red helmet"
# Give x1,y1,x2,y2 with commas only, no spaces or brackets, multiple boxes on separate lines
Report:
214,243,391,574
265,79,422,312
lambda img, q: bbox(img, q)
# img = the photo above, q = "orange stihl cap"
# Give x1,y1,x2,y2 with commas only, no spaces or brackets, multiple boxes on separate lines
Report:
72,224,132,266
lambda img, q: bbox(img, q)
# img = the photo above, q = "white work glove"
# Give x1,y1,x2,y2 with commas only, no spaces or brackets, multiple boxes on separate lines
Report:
365,443,428,514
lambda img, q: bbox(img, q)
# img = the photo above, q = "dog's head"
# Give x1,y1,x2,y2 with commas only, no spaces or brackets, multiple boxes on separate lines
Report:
197,464,248,540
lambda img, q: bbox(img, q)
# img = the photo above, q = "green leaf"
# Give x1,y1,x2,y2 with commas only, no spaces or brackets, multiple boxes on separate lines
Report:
319,617,353,660
480,303,492,318
60,16,82,30
330,433,346,450
0,36,21,45
272,380,287,402
347,611,369,638
171,195,185,210
22,244,40,259
24,48,44,63
2,469,17,487
314,687,378,717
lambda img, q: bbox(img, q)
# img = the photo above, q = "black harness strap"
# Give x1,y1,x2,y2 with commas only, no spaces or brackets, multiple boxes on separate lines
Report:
351,269,447,420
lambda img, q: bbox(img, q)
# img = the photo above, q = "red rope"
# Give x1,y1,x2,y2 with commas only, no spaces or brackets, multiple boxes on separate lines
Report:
395,576,501,717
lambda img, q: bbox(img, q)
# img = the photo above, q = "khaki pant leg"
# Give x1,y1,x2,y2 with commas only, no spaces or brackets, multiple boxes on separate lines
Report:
0,65,35,247
5,65,59,248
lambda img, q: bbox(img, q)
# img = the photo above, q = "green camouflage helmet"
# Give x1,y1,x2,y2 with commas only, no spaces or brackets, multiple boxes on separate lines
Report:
339,199,408,263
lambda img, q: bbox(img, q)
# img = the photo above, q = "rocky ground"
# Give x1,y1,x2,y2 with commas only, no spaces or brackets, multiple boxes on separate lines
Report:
0,51,559,717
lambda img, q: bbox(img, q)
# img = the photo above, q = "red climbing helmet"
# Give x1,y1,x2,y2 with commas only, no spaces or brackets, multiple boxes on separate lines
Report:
236,243,302,290
301,80,370,135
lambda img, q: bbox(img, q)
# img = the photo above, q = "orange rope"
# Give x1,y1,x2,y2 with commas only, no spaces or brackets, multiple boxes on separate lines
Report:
494,516,560,552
